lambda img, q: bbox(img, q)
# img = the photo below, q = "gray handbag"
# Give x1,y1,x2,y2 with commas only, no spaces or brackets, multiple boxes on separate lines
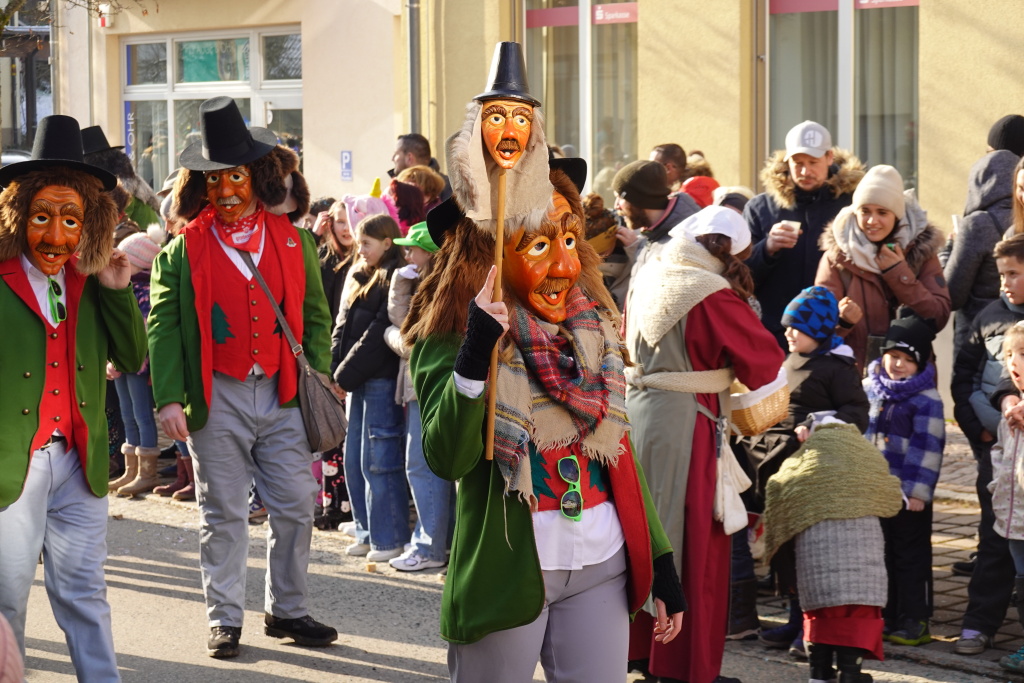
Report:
239,250,347,452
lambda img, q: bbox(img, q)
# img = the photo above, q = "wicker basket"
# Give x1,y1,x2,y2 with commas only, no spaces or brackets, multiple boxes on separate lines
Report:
730,367,789,436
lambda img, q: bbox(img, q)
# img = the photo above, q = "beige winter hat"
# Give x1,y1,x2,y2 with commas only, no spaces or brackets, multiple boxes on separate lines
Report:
853,164,905,220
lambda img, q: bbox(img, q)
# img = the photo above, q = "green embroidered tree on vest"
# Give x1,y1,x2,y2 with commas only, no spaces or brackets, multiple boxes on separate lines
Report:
273,298,285,336
530,444,557,500
588,459,607,493
212,302,235,344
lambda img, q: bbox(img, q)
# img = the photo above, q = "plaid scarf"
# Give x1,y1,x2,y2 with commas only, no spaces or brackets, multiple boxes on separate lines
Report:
210,203,264,253
494,287,629,505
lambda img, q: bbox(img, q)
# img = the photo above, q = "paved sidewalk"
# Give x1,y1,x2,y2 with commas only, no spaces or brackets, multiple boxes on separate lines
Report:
756,421,1024,681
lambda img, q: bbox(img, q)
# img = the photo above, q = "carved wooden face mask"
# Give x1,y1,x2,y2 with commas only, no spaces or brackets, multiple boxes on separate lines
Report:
481,99,534,170
25,185,84,275
205,165,255,223
502,191,582,323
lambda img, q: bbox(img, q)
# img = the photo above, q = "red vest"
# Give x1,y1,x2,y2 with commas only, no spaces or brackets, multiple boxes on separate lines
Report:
209,238,285,381
531,442,611,513
31,317,77,454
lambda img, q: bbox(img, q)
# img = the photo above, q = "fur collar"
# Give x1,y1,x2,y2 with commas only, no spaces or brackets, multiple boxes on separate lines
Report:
818,210,945,276
760,148,865,211
446,101,553,234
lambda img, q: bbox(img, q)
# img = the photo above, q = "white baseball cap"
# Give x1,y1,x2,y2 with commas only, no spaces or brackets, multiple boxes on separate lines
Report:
784,121,832,160
669,205,752,255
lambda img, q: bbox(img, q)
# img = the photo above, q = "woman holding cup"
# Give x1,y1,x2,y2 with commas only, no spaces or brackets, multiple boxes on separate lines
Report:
815,165,950,373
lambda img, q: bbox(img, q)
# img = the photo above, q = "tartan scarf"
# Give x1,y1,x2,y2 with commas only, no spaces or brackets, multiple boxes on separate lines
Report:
210,203,265,252
494,286,630,505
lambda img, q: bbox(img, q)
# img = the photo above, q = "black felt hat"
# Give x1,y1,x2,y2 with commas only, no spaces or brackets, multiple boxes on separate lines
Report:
551,157,587,194
475,42,541,107
178,96,278,172
81,125,124,155
0,115,116,190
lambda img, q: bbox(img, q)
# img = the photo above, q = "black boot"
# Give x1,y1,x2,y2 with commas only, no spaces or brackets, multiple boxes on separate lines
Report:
835,646,872,682
727,577,760,640
806,641,835,681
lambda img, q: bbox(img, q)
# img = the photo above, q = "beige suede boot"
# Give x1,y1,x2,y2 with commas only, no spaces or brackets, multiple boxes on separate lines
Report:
108,443,138,492
116,446,162,497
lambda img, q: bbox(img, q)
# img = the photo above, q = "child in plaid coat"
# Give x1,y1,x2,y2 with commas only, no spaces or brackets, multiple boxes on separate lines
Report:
864,312,945,647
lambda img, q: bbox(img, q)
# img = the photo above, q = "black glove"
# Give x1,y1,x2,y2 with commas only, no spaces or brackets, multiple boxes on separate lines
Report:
651,552,687,615
454,299,505,382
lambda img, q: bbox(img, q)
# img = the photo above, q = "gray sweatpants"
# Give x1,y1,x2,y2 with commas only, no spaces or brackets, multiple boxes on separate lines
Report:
448,545,628,683
188,371,317,627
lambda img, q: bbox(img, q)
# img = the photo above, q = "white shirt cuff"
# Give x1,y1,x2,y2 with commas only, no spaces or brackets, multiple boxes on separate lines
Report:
453,372,485,399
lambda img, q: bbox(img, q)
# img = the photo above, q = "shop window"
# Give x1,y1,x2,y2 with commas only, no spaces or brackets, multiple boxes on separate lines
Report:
262,34,302,81
176,38,250,83
126,43,167,86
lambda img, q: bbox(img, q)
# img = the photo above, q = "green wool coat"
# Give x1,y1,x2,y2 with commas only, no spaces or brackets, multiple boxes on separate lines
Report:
148,219,331,432
411,335,673,644
0,261,146,507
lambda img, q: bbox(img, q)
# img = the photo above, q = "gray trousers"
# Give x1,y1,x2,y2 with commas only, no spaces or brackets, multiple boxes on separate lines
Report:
448,546,628,683
188,371,317,627
0,442,120,682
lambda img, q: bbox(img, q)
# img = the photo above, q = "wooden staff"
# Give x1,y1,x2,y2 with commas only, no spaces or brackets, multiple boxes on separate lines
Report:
484,168,507,460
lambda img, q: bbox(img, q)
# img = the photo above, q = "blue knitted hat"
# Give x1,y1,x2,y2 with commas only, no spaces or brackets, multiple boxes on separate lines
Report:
781,286,840,352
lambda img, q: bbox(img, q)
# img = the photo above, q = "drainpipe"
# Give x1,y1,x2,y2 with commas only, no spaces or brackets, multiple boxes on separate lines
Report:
407,0,420,133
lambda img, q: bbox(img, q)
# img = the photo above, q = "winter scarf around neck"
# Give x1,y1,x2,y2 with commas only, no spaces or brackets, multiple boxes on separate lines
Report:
866,359,937,402
830,191,928,275
494,287,629,506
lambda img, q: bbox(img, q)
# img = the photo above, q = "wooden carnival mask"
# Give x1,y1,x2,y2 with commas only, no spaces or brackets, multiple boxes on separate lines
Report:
481,99,534,170
503,190,582,323
205,165,255,223
25,185,84,275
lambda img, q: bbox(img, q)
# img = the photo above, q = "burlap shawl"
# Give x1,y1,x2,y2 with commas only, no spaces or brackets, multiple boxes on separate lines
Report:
763,422,902,562
494,288,629,506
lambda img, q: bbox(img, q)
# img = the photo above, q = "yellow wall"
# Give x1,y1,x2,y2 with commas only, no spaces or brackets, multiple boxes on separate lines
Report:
918,2,1024,234
637,0,753,188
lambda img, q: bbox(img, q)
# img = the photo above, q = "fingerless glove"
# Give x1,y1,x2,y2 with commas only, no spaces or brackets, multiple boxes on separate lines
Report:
651,552,687,615
454,299,505,382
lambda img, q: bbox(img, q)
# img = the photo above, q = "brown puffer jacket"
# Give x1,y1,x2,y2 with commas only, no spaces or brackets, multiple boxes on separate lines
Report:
815,210,950,373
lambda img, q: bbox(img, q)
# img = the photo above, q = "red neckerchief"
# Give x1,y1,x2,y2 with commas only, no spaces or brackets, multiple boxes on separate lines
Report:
211,203,264,253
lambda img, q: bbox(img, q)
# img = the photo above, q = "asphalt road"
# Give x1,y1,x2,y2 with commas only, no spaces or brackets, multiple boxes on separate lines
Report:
21,496,1001,682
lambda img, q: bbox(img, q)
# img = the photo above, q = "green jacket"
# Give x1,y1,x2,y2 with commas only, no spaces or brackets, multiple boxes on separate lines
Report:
0,258,146,506
148,214,331,432
125,196,161,230
411,334,673,644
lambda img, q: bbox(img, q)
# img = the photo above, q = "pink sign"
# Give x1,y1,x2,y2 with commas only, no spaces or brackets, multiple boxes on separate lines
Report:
594,3,637,24
525,3,639,28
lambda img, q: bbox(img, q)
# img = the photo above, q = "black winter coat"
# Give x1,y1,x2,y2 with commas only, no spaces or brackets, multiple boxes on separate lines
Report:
331,259,401,391
744,150,864,348
739,350,869,501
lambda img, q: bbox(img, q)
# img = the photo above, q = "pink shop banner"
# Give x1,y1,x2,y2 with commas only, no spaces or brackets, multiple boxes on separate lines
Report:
770,0,916,13
526,3,638,28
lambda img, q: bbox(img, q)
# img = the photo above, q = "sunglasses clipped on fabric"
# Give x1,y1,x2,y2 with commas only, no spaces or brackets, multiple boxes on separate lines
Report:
557,454,583,522
47,277,66,323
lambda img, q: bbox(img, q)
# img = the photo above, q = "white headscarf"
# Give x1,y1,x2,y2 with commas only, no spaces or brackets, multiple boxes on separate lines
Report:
669,205,752,254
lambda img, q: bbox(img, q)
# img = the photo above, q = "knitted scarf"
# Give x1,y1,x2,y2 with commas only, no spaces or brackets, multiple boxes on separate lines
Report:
866,359,937,403
763,423,902,562
494,287,629,505
829,191,928,275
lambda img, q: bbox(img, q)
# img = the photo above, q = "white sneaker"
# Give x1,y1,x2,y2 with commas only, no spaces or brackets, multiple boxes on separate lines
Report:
389,550,447,572
345,542,370,557
366,547,403,562
339,522,357,537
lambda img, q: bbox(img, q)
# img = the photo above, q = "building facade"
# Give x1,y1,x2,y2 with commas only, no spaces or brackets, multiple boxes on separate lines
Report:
52,0,1024,235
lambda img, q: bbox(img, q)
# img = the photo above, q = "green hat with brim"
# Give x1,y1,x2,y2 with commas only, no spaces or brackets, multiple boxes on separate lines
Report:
394,221,439,253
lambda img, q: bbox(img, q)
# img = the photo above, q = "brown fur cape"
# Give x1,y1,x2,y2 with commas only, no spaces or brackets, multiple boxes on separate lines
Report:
170,145,310,224
0,168,118,275
759,148,865,211
403,168,618,347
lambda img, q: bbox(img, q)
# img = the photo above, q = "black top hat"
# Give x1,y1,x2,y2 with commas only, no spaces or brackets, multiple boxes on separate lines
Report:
178,97,278,172
81,125,124,156
427,158,588,247
475,42,541,107
0,115,116,190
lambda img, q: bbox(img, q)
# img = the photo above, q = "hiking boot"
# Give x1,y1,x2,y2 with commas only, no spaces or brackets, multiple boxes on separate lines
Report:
264,614,337,647
758,621,801,648
886,619,931,646
208,625,241,658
